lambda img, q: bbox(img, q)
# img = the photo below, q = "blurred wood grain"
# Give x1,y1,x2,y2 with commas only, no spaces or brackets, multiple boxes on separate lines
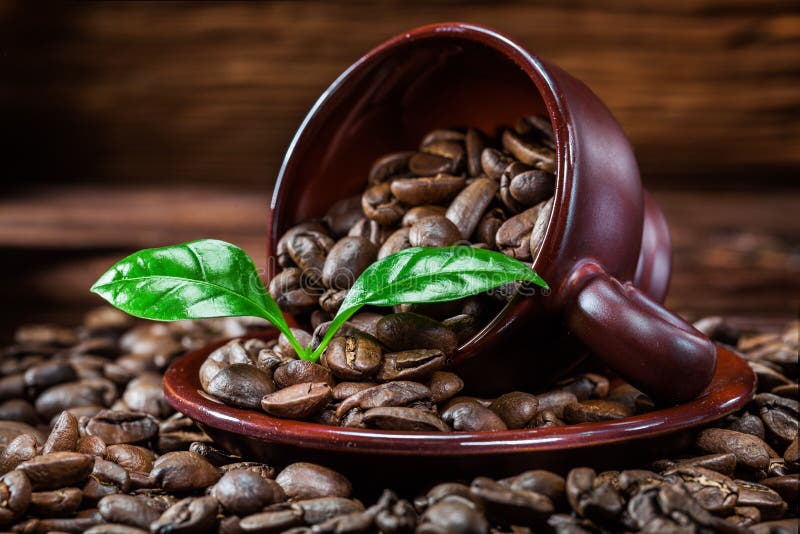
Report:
1,0,798,190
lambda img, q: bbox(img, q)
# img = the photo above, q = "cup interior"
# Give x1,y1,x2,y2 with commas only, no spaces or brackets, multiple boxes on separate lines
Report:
270,27,557,259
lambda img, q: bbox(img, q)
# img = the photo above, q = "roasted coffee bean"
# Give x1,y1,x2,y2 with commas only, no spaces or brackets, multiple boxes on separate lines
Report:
748,361,793,393
28,486,82,517
496,204,542,260
734,479,788,520
421,129,465,146
652,452,739,477
24,360,77,392
275,329,312,360
0,433,38,474
498,161,529,213
445,177,499,240
508,170,555,206
211,469,285,516
410,152,456,176
274,360,334,388
402,205,447,227
663,466,739,515
35,378,116,420
376,349,446,382
489,392,539,429
376,313,458,355
502,470,566,503
83,305,134,334
391,176,465,207
105,444,155,473
322,237,377,289
441,400,507,432
408,215,462,248
761,475,799,504
363,406,450,432
608,384,654,414
14,323,78,347
320,335,383,381
784,436,798,465
335,381,431,419
726,412,766,439
418,494,488,534
516,115,554,145
42,411,79,454
98,494,162,530
17,452,94,490
0,469,31,525
323,196,364,238
480,148,513,180
268,267,319,314
188,442,241,467
530,197,553,259
260,382,332,419
471,476,554,525
150,451,219,492
502,130,556,171
331,381,377,401
150,495,218,534
750,519,800,534
207,364,275,410
474,208,505,249
464,129,485,177
276,462,352,500
85,410,159,445
0,420,44,447
696,428,772,471
427,372,464,404
298,496,364,525
347,217,386,248
566,468,624,525
239,506,304,532
368,151,414,185
287,230,335,285
441,314,480,345
563,400,633,423
362,183,404,225
0,399,38,424
756,393,799,443
378,227,412,260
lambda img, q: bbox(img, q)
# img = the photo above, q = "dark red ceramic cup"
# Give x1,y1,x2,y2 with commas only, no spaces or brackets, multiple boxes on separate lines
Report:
269,23,716,404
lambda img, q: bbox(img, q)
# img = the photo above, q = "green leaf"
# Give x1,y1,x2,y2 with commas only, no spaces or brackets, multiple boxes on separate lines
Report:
90,239,308,358
310,246,547,361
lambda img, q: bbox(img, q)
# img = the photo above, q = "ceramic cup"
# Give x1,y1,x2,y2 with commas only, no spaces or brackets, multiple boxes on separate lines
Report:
269,23,716,404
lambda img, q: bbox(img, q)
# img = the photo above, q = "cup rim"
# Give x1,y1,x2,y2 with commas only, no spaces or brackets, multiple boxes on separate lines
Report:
269,22,572,358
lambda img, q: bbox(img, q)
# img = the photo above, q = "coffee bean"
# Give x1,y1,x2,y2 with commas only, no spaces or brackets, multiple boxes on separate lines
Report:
268,267,319,314
42,411,79,454
376,313,458,355
363,406,450,432
419,494,488,534
496,205,542,260
663,466,739,515
402,205,448,227
298,496,364,525
14,323,77,347
323,196,364,239
563,400,633,423
211,469,285,516
654,452,738,477
0,433,38,475
0,470,31,525
473,208,505,250
464,129,485,178
502,470,566,503
501,130,556,171
696,428,772,471
377,227,412,260
17,452,93,490
362,183,404,226
275,330,312,360
150,451,219,492
734,479,788,520
608,384,654,414
260,382,332,419
207,364,276,410
530,197,553,259
368,151,414,185
750,519,800,534
480,148,513,179
105,445,154,473
35,378,117,420
320,335,382,381
471,476,554,525
726,412,766,439
756,393,799,443
377,349,445,382
276,462,351,500
24,361,77,392
29,486,83,517
760,475,799,505
86,410,159,445
239,507,304,533
408,215,462,248
274,360,333,389
441,400,507,432
498,161,529,213
391,175,466,206
347,217,386,248
421,129,465,147
489,392,539,429
557,372,612,401
335,381,431,419
322,237,377,290
427,372,464,404
509,170,555,206
150,496,219,534
0,399,38,424
445,178,499,240
409,152,455,176
98,494,162,530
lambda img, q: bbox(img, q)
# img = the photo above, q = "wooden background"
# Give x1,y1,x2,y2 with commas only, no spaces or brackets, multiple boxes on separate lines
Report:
0,1,798,340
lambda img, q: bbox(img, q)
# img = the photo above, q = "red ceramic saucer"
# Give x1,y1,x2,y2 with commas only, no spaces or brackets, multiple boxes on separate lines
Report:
163,331,754,491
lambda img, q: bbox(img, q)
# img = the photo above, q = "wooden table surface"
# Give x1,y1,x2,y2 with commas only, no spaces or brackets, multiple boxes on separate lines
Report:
1,186,797,342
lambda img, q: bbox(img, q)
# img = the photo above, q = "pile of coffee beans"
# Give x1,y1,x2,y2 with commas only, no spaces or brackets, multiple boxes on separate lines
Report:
202,117,568,429
0,309,796,531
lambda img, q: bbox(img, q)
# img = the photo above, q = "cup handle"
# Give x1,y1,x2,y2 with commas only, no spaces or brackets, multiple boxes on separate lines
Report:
565,261,717,404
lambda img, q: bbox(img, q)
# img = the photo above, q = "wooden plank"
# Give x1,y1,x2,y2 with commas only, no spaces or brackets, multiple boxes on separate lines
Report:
1,1,797,190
